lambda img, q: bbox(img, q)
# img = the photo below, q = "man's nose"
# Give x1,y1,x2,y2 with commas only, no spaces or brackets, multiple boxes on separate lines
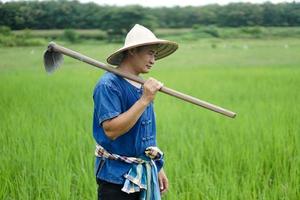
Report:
150,56,155,64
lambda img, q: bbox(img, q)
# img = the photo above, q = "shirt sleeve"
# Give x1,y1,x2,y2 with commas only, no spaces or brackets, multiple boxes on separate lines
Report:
155,159,164,172
93,82,122,125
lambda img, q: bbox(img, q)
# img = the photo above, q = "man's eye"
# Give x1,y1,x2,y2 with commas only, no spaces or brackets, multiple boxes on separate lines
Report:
149,51,156,56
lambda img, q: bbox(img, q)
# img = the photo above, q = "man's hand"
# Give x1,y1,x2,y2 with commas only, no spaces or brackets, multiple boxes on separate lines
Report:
141,77,163,104
158,168,168,194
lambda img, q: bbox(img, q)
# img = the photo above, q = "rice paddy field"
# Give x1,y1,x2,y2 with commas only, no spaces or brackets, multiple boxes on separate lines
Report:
0,38,300,199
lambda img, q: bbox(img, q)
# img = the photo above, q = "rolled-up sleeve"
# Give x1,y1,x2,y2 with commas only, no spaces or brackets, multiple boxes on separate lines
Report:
155,159,164,172
93,82,122,125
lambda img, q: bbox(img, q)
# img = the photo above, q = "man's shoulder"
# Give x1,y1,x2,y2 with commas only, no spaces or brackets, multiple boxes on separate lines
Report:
101,71,119,81
95,72,122,91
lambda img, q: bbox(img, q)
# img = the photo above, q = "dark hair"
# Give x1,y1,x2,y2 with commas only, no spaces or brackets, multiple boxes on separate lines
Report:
120,47,138,63
120,45,157,63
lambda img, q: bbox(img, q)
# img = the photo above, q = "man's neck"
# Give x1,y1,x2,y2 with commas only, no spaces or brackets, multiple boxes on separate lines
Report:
118,62,142,88
118,61,139,76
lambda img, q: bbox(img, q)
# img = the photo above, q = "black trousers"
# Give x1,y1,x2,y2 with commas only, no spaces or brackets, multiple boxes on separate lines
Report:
97,179,140,200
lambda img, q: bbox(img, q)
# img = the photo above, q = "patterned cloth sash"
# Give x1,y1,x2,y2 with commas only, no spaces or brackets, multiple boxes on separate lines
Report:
95,144,163,200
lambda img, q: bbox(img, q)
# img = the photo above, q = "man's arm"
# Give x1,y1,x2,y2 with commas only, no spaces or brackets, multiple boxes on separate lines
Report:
158,168,169,194
102,78,162,140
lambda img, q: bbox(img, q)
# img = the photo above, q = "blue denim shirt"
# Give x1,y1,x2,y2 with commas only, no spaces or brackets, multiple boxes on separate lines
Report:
93,72,163,184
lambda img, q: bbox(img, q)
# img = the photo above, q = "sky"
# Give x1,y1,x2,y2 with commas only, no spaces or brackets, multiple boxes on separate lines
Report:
78,0,298,7
1,0,298,6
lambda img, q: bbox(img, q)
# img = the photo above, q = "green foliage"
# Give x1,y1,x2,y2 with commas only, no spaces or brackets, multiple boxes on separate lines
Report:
20,38,46,46
202,26,220,38
13,29,108,41
1,39,300,199
268,27,300,38
0,35,16,47
1,1,300,31
240,26,265,38
101,6,158,42
0,28,46,47
0,35,46,47
186,26,220,39
183,27,300,40
0,26,11,35
2,27,300,47
240,26,263,34
63,29,80,43
79,30,107,40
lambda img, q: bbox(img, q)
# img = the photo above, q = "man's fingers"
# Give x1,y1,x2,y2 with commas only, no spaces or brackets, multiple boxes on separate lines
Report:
159,176,168,194
145,78,163,92
159,177,164,191
141,77,163,103
165,178,169,191
157,81,163,89
161,177,168,194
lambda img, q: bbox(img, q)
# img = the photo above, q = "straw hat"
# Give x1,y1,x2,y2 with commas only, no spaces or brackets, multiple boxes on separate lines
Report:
107,24,178,66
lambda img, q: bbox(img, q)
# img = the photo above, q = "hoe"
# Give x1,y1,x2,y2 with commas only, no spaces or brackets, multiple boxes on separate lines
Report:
43,42,236,118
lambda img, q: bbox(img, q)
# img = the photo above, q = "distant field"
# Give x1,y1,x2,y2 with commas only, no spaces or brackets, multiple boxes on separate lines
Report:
12,27,300,40
0,38,300,199
13,29,107,39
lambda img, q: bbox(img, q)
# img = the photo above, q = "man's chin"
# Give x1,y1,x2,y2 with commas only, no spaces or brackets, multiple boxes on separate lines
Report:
142,69,150,73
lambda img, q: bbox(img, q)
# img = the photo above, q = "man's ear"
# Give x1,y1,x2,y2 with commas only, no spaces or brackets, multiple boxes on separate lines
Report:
128,48,137,56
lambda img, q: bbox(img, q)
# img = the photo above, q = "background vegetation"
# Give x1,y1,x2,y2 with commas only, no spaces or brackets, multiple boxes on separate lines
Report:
1,38,299,199
1,1,300,199
0,26,300,47
1,1,300,30
1,1,300,45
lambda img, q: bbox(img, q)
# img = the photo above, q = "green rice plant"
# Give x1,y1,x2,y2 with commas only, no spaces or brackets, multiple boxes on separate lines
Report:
0,38,299,199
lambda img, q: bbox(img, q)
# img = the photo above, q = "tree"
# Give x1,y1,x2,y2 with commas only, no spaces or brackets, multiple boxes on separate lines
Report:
101,6,157,41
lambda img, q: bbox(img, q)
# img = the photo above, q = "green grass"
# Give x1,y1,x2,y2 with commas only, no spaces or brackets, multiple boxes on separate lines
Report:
0,38,300,199
12,29,107,39
11,27,300,41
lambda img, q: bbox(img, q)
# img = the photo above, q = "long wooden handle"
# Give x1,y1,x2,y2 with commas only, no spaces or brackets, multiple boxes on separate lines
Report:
48,42,236,118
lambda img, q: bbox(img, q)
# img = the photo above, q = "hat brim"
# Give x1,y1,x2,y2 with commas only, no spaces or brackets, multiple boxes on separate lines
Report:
107,40,178,66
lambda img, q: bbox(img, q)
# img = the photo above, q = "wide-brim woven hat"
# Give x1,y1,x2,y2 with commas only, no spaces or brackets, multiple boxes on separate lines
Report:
107,24,178,66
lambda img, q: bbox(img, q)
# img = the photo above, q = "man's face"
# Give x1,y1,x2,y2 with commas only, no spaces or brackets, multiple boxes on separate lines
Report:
131,45,157,74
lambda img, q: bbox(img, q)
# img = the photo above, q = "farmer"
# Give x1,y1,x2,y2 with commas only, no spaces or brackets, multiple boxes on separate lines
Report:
93,24,178,200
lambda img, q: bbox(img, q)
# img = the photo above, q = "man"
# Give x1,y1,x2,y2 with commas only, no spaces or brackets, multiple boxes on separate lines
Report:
93,24,178,200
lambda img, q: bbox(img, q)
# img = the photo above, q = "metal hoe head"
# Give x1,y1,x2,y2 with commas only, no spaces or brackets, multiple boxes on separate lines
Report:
43,42,64,74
